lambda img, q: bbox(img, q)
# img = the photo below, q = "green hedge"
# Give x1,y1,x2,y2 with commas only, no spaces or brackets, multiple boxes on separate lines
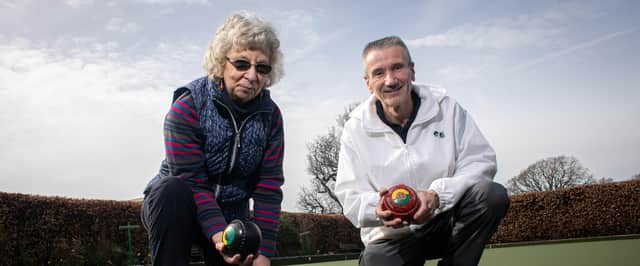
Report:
0,194,145,265
276,212,362,256
0,180,638,265
491,179,640,243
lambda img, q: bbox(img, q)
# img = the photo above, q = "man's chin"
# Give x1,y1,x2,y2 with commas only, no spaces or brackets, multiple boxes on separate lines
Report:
379,100,400,110
382,95,407,105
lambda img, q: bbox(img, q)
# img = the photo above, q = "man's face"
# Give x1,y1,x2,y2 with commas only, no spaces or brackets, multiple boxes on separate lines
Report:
364,46,415,110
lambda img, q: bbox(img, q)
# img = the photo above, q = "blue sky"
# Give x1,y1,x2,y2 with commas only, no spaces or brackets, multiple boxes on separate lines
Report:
1,0,638,211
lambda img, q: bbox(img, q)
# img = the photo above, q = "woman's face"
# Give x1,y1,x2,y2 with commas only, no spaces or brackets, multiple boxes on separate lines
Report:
222,48,271,104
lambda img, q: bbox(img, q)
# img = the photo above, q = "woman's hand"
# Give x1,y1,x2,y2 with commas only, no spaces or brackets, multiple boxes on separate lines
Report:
212,231,255,265
252,254,270,266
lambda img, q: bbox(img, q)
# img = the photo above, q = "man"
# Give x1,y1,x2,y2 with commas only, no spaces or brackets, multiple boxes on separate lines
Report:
334,36,509,266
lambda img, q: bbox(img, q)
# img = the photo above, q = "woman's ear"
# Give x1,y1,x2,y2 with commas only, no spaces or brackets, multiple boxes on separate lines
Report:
217,78,225,90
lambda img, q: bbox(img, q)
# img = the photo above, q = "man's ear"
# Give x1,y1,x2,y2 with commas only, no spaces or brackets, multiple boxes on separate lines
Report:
364,75,372,93
410,62,415,81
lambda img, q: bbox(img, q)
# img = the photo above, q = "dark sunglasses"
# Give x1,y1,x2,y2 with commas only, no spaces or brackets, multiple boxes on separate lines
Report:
225,57,272,75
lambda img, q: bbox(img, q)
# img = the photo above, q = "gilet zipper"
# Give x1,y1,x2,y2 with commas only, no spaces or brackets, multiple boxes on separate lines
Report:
213,98,269,196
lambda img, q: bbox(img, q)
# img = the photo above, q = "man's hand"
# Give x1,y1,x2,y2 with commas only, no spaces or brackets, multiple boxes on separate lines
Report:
376,188,409,228
412,189,440,224
212,231,255,265
252,254,270,266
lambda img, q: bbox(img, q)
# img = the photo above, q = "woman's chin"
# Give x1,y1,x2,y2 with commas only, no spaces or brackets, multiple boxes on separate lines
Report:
233,93,254,103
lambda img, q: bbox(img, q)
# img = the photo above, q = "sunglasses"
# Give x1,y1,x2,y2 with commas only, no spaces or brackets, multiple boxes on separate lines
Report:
225,57,272,75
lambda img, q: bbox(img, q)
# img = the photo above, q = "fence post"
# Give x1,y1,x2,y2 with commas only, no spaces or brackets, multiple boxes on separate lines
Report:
299,231,311,255
118,223,141,266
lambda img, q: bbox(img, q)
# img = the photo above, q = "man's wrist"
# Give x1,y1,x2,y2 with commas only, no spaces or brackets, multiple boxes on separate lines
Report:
431,190,442,215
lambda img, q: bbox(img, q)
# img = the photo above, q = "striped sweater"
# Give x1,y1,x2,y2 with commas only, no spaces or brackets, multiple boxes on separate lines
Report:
155,77,284,257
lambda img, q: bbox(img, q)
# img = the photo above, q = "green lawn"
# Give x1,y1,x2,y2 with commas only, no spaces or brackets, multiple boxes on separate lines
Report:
286,237,639,266
472,237,639,266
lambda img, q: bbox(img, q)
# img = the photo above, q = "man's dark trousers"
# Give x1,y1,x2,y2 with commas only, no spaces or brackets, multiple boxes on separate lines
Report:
359,181,510,266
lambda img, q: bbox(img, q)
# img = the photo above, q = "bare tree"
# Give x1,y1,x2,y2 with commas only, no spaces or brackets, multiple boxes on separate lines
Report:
507,155,595,194
597,177,614,184
297,179,342,214
297,104,356,213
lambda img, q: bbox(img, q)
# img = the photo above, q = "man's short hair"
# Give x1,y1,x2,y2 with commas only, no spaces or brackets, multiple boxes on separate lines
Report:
362,36,413,75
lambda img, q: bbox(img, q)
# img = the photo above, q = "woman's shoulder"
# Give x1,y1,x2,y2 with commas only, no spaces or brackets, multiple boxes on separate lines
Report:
172,87,192,102
170,76,215,112
258,91,284,131
258,89,282,114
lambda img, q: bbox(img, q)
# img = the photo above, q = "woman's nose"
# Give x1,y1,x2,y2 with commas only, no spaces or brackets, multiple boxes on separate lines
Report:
244,66,259,83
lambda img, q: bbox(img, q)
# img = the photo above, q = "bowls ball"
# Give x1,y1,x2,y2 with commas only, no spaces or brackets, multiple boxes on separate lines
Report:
222,219,262,260
381,184,420,220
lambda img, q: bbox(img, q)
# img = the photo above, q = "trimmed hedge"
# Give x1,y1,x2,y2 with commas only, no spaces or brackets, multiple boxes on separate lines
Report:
276,212,362,255
0,180,638,265
0,194,146,265
490,179,640,243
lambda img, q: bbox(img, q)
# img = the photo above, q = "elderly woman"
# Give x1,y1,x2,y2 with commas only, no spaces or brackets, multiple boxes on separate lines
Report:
141,12,285,266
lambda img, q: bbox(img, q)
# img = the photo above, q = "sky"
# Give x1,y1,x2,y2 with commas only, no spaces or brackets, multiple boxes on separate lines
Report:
1,0,639,212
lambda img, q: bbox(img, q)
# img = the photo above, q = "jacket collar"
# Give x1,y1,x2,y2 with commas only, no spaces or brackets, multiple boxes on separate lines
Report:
354,84,446,133
207,77,275,114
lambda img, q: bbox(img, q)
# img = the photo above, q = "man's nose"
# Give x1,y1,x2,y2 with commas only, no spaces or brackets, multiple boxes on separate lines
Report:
384,73,398,87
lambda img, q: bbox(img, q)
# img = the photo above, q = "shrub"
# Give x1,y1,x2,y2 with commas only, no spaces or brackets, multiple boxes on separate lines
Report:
491,179,640,243
0,180,638,264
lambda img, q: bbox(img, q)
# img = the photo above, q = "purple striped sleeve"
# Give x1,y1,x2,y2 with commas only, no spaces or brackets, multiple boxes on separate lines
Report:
165,91,227,240
252,107,285,257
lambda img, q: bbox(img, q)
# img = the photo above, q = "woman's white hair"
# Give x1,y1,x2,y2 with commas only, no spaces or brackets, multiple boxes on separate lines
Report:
203,11,284,88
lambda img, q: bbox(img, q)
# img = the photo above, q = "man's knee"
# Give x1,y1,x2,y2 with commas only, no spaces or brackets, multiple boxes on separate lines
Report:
360,244,403,266
360,246,382,264
473,181,510,216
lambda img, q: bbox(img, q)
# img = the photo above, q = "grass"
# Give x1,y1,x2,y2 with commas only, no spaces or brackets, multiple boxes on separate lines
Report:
285,236,640,266
473,236,639,266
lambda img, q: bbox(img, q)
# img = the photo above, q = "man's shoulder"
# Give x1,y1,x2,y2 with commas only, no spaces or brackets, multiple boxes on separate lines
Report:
341,102,369,137
343,111,363,132
347,101,366,119
414,84,466,112
414,83,448,102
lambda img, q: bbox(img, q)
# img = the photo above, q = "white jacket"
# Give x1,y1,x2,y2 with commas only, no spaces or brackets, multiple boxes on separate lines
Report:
335,84,497,245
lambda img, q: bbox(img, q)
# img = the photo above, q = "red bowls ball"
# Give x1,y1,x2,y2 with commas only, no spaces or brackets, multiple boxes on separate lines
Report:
381,184,420,220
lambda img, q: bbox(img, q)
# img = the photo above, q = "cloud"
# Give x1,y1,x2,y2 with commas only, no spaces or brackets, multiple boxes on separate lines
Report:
0,0,27,9
132,0,209,5
433,64,483,85
407,1,608,51
269,9,351,64
0,35,358,211
510,26,640,72
63,0,94,8
270,9,322,63
407,12,565,50
105,17,140,33
0,38,197,200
